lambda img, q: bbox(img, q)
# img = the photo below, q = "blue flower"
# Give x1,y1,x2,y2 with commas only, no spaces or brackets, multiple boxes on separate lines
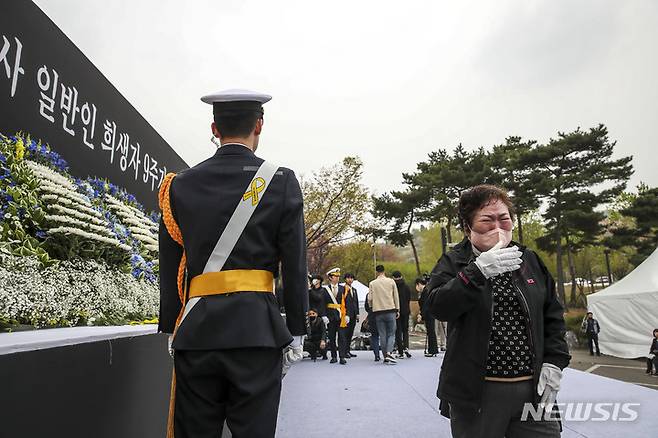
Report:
36,230,48,239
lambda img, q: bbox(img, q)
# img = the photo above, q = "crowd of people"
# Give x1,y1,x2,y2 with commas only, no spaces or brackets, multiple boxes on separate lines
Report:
304,265,449,365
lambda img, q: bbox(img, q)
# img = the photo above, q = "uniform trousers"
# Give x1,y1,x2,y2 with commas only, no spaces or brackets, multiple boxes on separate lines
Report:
174,347,282,438
327,319,340,359
449,380,560,438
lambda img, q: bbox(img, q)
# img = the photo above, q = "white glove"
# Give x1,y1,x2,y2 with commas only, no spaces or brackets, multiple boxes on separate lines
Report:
474,244,522,279
537,363,562,412
167,334,174,358
283,336,305,367
345,315,350,325
321,316,329,326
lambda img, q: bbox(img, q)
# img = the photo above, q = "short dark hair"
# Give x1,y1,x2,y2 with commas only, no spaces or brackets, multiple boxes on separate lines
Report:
214,110,261,138
391,270,402,279
415,277,427,286
311,274,323,282
587,312,593,315
344,272,355,279
309,308,318,314
375,264,385,273
457,184,515,230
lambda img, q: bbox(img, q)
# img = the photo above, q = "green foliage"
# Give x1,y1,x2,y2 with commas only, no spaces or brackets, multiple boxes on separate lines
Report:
564,309,588,345
302,156,371,273
0,134,54,266
372,188,426,275
607,184,658,265
326,240,376,281
488,137,543,245
514,125,633,307
403,145,492,242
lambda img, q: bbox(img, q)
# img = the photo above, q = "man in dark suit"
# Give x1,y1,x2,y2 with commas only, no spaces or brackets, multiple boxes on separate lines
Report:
159,89,308,438
343,272,360,358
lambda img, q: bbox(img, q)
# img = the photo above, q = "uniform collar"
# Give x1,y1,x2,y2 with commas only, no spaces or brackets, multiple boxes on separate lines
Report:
214,143,255,157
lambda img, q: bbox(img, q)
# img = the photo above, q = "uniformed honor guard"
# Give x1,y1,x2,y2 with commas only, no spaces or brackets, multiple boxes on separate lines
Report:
323,267,350,364
158,89,309,438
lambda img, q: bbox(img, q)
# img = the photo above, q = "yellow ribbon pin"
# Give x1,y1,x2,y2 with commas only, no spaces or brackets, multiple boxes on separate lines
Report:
243,177,266,206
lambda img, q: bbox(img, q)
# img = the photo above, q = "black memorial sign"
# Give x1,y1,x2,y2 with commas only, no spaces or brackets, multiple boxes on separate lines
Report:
0,0,188,211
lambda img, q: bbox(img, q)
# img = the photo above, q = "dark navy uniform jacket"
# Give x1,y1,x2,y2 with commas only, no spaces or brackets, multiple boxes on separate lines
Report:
159,143,309,350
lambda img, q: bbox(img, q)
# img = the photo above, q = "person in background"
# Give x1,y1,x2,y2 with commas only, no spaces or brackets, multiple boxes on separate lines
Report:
417,277,438,357
647,328,658,376
426,184,570,438
581,312,601,356
324,267,345,364
308,274,329,359
364,291,381,361
392,271,412,359
343,273,360,358
368,264,400,365
436,319,447,352
304,308,327,362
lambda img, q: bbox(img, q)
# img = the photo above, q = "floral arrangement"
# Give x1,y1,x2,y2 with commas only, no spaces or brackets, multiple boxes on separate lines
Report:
0,132,161,329
0,253,158,328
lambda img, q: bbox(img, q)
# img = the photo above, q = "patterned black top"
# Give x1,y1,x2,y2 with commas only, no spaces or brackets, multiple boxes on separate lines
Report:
485,272,533,378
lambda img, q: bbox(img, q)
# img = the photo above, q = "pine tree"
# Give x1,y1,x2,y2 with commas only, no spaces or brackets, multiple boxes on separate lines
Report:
488,137,543,245
525,125,633,308
372,188,426,276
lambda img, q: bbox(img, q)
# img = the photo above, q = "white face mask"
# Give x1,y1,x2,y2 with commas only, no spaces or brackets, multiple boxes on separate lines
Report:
312,279,321,287
469,227,513,252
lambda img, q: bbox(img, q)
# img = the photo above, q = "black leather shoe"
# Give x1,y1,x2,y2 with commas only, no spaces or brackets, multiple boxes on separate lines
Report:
330,358,338,364
404,350,412,358
374,356,381,362
339,358,347,365
349,353,358,358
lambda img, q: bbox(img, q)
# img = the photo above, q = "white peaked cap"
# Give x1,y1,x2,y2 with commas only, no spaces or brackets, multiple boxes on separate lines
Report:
201,88,272,105
326,267,341,277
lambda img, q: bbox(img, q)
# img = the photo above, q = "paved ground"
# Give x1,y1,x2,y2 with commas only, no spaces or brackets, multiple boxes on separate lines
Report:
277,348,658,437
567,348,658,390
407,330,658,391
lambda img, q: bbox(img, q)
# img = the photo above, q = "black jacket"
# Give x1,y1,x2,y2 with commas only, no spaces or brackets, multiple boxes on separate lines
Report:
308,317,326,342
309,286,327,317
159,144,309,350
650,338,658,355
426,238,571,417
337,285,357,322
581,318,600,335
345,283,360,319
394,279,411,316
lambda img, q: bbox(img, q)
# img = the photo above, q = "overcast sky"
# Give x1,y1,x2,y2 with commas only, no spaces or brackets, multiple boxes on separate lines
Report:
34,0,658,196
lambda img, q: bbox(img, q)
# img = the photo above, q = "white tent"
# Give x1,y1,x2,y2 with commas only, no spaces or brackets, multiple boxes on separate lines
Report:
587,247,658,358
340,280,369,310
